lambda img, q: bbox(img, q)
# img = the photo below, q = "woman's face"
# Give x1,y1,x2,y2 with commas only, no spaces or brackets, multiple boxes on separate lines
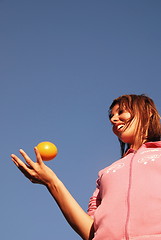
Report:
110,104,138,147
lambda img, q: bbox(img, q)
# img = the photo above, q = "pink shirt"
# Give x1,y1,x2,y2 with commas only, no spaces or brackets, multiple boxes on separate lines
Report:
88,142,161,240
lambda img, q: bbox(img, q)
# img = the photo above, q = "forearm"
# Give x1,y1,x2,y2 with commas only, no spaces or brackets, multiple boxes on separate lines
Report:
46,178,94,240
11,149,94,239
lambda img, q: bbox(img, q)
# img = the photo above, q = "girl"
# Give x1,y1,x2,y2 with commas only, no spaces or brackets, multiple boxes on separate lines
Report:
11,94,161,240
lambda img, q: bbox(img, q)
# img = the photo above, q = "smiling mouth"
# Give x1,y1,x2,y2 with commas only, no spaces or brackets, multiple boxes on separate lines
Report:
117,124,124,131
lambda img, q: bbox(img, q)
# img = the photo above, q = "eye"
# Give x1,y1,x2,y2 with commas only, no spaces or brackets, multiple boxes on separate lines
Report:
118,109,124,115
109,113,113,119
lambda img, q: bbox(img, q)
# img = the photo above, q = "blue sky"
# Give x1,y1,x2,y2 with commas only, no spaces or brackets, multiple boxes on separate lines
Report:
1,1,161,239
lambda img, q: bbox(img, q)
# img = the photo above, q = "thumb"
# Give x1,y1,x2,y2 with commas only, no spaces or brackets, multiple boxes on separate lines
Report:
34,147,43,164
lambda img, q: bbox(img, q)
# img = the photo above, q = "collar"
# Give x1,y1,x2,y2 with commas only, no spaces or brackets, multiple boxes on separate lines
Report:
125,141,161,156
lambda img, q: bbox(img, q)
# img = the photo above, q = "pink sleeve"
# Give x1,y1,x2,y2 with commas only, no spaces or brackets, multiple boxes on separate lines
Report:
87,176,102,218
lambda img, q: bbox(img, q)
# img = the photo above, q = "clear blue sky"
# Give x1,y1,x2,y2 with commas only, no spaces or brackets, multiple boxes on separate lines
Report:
1,1,161,239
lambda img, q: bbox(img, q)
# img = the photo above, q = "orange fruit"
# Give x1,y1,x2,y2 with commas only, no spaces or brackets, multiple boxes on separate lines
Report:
36,141,58,161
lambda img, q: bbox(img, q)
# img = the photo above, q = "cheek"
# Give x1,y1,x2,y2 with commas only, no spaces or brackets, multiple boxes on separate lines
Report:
121,112,131,121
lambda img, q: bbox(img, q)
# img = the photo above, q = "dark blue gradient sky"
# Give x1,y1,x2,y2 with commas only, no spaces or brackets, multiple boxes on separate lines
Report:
0,1,161,239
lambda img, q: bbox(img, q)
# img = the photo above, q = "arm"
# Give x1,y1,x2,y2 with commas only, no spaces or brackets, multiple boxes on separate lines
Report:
11,147,94,240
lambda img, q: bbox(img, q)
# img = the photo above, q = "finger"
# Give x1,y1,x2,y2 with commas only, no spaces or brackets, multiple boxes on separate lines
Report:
11,157,19,167
11,156,33,179
11,154,30,171
19,149,35,168
34,147,43,165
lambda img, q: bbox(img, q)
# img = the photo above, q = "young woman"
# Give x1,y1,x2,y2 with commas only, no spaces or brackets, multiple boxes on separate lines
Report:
11,94,161,240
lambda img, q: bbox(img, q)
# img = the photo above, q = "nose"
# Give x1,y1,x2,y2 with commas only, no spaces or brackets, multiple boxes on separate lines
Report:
110,114,119,124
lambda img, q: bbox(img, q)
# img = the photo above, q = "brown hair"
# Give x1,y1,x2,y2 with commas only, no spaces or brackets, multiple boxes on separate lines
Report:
109,94,161,156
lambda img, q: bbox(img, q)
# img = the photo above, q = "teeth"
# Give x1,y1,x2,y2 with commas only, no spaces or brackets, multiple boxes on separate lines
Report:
117,125,124,130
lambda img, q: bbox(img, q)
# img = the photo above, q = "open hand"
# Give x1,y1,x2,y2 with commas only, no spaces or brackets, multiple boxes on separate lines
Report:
11,147,57,185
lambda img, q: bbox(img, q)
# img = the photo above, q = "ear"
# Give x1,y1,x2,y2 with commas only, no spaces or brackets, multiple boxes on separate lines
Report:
149,109,154,118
